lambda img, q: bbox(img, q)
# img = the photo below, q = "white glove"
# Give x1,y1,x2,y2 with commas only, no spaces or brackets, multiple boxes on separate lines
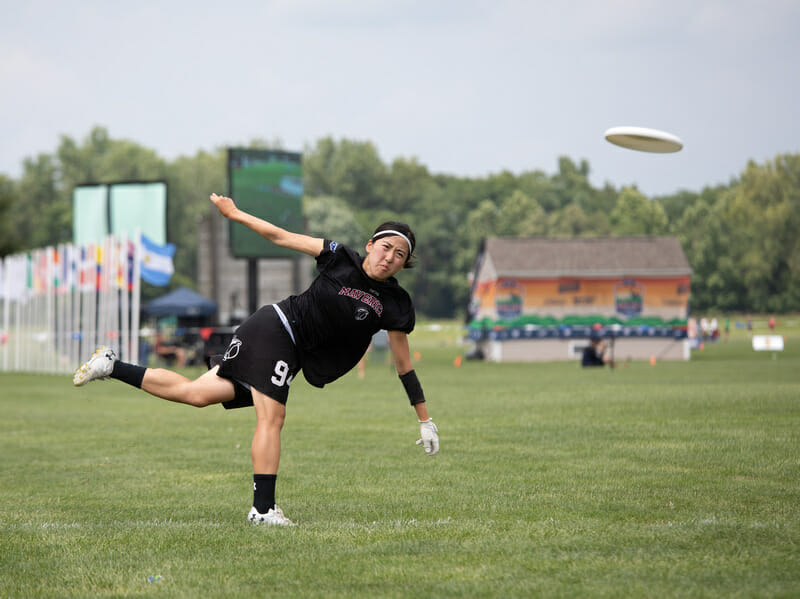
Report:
416,419,439,456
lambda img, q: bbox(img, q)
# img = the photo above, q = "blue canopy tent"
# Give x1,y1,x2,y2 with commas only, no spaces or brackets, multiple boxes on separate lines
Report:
142,287,218,366
144,286,217,318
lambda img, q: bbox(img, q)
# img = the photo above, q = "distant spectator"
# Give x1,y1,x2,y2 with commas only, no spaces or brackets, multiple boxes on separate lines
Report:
688,317,698,340
769,316,776,331
724,316,730,342
582,335,613,368
700,317,709,342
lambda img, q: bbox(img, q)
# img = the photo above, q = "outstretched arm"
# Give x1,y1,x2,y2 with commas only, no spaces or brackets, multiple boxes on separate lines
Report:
210,193,324,257
387,331,427,419
388,330,438,455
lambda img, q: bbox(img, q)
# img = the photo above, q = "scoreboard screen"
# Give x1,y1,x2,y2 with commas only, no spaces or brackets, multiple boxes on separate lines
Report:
228,149,303,258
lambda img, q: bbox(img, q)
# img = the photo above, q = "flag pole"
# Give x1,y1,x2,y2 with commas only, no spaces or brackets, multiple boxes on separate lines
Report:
120,234,130,362
131,229,142,364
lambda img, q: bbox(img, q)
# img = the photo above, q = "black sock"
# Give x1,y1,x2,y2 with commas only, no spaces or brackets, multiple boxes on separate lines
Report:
110,361,147,388
253,474,277,513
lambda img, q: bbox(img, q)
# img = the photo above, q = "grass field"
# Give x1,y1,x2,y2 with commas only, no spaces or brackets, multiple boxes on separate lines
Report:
2,321,798,597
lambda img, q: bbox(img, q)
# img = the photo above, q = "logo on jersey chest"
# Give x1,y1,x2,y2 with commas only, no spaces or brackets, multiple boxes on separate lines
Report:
338,286,383,317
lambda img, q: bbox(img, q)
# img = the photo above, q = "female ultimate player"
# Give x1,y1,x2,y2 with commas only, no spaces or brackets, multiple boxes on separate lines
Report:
73,193,439,526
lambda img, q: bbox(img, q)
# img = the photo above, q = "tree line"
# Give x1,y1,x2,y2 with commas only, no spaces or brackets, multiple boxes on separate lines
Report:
2,126,798,317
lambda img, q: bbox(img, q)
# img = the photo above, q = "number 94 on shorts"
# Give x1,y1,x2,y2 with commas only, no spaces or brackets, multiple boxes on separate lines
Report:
270,360,294,387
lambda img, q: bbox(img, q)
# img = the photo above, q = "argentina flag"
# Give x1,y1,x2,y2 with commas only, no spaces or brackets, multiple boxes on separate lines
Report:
140,234,175,286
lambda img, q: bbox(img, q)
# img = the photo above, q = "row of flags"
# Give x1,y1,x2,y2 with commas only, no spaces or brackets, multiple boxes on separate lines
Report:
0,234,175,301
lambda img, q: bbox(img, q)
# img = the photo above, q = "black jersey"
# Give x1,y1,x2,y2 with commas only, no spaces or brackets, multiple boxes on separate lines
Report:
276,240,415,387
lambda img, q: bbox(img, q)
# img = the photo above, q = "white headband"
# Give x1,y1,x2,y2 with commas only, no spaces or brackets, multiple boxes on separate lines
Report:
373,229,413,254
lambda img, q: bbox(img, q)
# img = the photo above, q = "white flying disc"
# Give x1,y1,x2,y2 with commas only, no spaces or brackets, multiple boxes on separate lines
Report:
604,126,683,153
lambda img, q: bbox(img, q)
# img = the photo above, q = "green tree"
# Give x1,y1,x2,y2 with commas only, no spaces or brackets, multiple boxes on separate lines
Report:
304,195,366,247
589,183,620,219
656,190,698,231
383,157,431,214
0,175,21,254
408,208,462,317
57,127,166,188
10,123,800,318
303,137,388,209
465,199,500,240
610,187,669,236
165,149,226,288
720,155,800,312
13,153,63,249
303,137,336,196
676,197,738,311
11,127,171,252
497,190,547,237
516,169,561,212
482,171,519,206
548,203,591,237
552,156,593,212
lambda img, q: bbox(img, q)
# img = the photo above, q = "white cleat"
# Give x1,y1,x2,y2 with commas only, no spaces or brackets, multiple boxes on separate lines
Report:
247,505,296,526
73,346,117,386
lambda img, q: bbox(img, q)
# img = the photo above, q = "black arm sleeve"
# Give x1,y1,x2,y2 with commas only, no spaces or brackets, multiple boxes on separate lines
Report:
399,369,426,405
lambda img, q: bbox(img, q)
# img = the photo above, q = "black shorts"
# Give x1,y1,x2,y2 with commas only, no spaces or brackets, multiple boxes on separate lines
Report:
214,305,300,408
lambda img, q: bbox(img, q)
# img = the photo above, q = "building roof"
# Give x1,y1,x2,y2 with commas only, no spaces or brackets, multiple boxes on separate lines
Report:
480,237,691,278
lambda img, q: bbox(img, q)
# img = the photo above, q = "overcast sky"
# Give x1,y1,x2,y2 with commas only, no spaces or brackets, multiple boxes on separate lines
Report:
2,0,799,197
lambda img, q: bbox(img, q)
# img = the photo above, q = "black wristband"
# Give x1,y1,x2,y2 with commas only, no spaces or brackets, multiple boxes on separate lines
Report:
399,369,426,405
110,361,146,388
